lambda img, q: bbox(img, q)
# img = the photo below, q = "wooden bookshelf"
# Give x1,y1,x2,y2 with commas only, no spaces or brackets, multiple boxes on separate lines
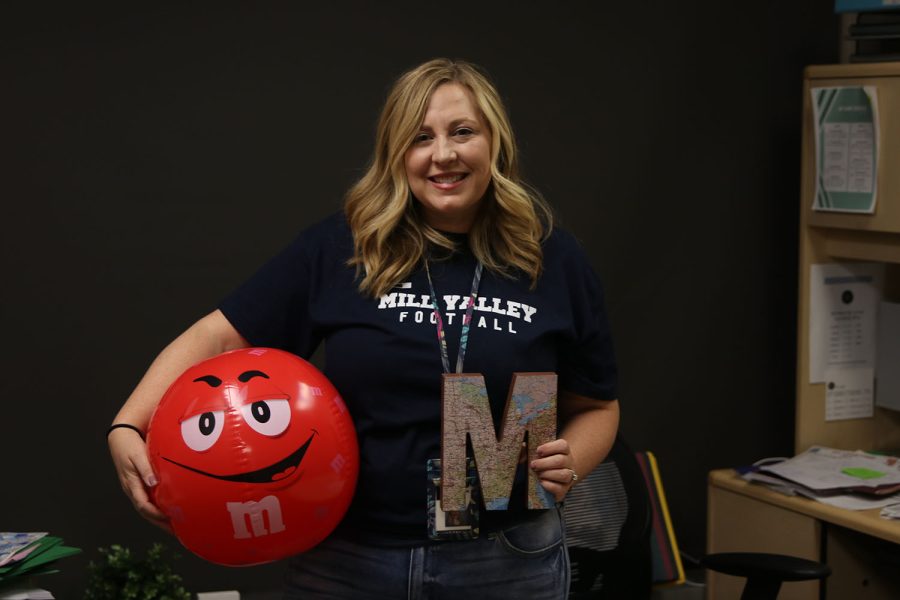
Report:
796,62,900,454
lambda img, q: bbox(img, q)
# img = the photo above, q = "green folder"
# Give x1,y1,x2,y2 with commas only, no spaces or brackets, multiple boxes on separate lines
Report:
0,536,81,583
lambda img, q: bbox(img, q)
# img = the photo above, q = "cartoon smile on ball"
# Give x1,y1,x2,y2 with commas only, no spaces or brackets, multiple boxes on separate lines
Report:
162,430,317,483
158,368,317,485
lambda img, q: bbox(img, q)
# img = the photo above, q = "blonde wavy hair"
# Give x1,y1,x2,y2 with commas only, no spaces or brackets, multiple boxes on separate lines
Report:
344,58,553,298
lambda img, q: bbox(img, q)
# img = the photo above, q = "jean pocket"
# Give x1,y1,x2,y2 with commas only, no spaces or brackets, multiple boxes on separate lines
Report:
497,508,564,557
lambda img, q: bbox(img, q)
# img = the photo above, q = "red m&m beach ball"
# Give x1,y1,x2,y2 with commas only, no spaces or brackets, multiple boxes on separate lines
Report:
147,348,358,566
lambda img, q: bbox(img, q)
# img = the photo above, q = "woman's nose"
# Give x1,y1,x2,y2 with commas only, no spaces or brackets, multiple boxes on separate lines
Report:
433,137,457,163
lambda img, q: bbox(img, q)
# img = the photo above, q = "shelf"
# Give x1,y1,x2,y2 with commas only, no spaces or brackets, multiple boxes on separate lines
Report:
814,226,900,264
806,62,900,79
709,469,900,546
796,62,900,454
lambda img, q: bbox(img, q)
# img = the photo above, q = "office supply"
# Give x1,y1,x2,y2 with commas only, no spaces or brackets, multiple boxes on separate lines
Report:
634,451,685,586
0,534,81,596
740,467,900,510
0,587,54,599
843,10,900,63
0,535,46,568
760,446,900,493
843,466,885,478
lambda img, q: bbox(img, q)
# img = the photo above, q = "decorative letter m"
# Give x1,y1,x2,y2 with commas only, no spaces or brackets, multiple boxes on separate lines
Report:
441,372,557,511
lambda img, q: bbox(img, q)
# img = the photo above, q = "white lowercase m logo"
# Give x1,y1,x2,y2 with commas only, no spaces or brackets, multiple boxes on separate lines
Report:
225,495,286,539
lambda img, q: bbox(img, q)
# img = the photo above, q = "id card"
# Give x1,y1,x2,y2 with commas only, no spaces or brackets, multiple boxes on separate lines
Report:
426,458,480,541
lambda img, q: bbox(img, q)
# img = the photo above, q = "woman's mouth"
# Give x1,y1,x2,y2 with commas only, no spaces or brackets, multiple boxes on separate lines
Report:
428,173,468,189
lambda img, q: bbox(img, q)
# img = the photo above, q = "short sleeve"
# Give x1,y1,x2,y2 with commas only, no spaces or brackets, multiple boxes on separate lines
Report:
556,241,618,401
217,232,321,359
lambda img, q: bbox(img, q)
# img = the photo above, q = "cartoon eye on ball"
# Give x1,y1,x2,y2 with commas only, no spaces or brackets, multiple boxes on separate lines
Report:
240,398,291,436
180,410,225,451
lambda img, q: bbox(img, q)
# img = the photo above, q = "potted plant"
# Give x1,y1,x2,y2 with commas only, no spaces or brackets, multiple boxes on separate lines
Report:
84,543,190,600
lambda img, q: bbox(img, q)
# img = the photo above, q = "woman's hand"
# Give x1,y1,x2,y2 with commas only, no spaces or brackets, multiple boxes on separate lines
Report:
533,394,619,503
530,438,579,503
108,427,172,533
107,310,249,533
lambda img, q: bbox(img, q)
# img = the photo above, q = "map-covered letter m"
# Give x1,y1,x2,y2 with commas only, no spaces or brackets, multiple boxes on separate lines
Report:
441,372,557,511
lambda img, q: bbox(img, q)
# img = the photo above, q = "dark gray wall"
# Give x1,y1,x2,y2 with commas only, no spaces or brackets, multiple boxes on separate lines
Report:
3,2,837,596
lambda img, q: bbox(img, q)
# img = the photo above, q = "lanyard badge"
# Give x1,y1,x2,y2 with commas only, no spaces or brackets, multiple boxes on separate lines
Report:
425,259,483,540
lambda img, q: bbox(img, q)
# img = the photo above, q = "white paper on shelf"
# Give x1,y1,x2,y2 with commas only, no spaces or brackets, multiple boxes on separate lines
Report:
809,262,882,383
825,366,874,421
761,446,900,491
799,489,900,511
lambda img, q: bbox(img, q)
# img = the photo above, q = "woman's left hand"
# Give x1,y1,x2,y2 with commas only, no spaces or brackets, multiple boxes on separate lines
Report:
530,438,579,502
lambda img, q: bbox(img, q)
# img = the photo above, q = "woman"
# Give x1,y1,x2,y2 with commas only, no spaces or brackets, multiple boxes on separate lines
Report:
109,58,619,599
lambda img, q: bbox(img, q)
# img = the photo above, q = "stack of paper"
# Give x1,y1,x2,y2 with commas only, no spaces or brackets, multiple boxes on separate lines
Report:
0,533,81,599
739,446,900,511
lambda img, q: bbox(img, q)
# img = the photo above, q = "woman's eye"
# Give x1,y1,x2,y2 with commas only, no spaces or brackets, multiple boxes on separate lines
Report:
413,133,431,144
454,127,474,136
241,399,291,437
180,410,225,452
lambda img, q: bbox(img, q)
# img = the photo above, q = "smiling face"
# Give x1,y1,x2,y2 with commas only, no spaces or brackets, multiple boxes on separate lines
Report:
404,82,493,233
159,367,315,485
147,348,358,566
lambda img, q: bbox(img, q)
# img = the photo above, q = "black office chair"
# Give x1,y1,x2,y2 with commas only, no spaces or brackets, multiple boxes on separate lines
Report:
565,434,652,599
565,437,832,599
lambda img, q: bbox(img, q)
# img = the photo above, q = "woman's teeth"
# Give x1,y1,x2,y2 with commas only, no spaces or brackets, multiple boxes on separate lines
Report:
432,174,465,183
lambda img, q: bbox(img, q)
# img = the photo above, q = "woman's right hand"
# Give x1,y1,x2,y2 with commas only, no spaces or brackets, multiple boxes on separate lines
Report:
108,310,248,533
108,427,172,533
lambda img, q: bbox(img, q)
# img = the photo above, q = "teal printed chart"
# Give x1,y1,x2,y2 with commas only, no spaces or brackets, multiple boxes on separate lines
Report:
811,86,878,213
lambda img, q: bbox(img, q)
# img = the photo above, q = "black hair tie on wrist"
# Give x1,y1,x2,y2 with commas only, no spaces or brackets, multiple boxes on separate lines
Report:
107,423,145,441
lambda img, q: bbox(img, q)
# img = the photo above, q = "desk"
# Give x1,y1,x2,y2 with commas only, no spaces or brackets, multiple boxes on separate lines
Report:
707,468,900,600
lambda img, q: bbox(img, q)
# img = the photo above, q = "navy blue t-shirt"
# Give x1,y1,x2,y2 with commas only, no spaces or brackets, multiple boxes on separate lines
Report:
218,211,617,544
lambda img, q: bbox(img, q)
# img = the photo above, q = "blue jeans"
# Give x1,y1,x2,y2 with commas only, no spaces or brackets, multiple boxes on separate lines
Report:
283,508,569,599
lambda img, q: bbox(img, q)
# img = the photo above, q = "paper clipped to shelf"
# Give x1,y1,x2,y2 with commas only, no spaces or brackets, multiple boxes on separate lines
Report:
810,85,878,214
808,262,882,386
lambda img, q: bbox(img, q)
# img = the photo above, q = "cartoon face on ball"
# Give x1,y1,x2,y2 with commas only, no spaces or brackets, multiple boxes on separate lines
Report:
147,348,358,566
159,367,317,486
